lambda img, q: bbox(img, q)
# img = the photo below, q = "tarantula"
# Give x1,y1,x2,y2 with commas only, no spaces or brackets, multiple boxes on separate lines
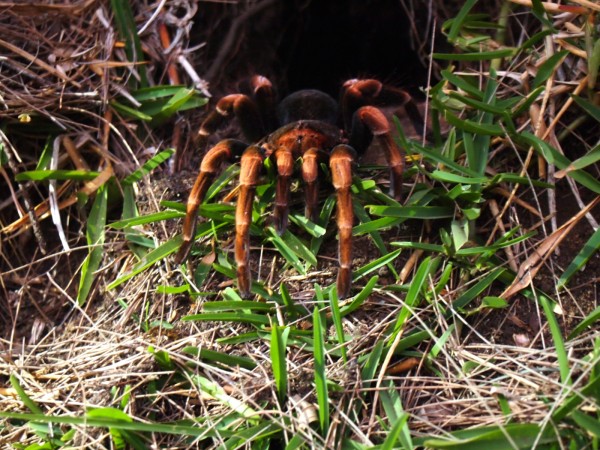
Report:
175,76,422,298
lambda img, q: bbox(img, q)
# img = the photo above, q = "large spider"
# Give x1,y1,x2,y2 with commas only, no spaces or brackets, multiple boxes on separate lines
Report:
175,76,422,298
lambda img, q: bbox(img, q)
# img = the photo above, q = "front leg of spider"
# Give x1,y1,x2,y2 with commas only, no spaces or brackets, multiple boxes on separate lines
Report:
235,146,265,298
175,139,247,264
350,106,405,201
329,144,357,299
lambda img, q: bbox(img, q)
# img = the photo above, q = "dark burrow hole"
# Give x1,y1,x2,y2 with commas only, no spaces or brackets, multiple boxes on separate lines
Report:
192,0,431,98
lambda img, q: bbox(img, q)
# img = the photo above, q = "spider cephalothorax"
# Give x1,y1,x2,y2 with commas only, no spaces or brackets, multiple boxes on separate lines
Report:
176,76,422,298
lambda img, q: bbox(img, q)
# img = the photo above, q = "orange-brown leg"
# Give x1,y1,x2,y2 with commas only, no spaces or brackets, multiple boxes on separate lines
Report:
235,146,264,297
248,75,277,132
272,145,295,233
175,139,247,264
196,94,264,150
351,106,405,201
329,144,356,299
301,148,326,222
341,78,424,135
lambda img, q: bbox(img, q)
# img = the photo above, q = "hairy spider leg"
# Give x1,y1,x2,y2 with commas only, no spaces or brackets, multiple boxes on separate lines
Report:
248,75,277,132
329,144,357,299
196,76,276,151
301,148,327,222
175,139,247,264
342,78,425,138
350,106,405,201
235,146,264,297
196,94,264,151
271,145,294,234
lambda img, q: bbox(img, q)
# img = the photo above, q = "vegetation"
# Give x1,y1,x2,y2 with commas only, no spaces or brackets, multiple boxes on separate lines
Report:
1,1,599,449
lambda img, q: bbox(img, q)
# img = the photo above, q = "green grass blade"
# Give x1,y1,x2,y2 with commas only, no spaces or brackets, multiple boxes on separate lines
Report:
10,374,43,414
538,293,571,385
367,205,455,219
77,185,107,304
521,132,600,194
271,325,290,405
433,48,515,61
181,347,257,370
388,257,434,341
352,249,402,281
122,149,174,185
340,275,378,316
532,51,568,89
202,301,275,312
181,312,270,327
445,0,478,43
568,305,600,340
419,423,556,449
552,372,600,422
190,374,258,420
109,210,183,228
15,169,100,182
380,412,410,450
313,306,329,434
452,267,505,310
557,226,600,290
267,228,312,272
110,0,148,87
571,94,600,123
0,411,229,438
106,236,182,290
571,410,600,438
328,287,347,363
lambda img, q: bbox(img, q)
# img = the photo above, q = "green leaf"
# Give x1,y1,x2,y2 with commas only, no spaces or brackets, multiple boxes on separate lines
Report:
557,226,600,291
450,219,469,251
571,94,600,123
433,48,515,61
0,410,231,438
267,228,310,273
571,410,600,438
15,169,100,182
532,51,568,89
77,185,107,304
380,412,410,450
340,275,378,316
420,423,556,449
313,306,329,434
271,325,290,405
353,249,402,281
110,0,148,87
202,300,275,312
329,287,347,363
521,132,600,194
568,304,600,340
446,0,478,43
10,374,43,414
453,267,505,310
190,374,258,420
368,205,455,219
441,70,484,100
109,210,183,229
182,347,257,370
182,312,270,326
481,296,508,309
538,294,571,386
107,235,182,290
122,149,174,185
444,111,505,135
111,101,153,121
